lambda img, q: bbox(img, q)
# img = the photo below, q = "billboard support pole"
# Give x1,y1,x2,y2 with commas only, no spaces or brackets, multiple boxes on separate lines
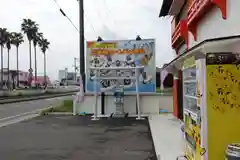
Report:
136,68,144,120
96,37,105,115
92,69,99,120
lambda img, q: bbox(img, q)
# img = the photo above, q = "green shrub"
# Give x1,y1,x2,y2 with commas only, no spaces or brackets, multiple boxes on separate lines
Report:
63,100,73,107
53,100,73,112
17,92,23,96
40,107,54,116
40,100,73,115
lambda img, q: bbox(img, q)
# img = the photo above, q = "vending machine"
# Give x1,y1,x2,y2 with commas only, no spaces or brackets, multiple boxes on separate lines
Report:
182,52,240,160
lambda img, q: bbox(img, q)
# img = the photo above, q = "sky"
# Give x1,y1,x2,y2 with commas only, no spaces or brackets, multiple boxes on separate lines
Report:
0,0,175,80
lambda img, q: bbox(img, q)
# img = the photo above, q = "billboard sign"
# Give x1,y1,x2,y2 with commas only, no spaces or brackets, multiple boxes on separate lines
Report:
86,39,156,93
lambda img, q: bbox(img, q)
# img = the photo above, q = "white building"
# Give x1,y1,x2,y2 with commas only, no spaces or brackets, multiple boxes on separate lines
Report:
159,0,240,159
58,69,67,81
159,0,240,119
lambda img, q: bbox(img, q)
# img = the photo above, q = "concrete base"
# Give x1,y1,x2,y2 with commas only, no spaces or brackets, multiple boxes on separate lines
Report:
75,93,173,116
91,117,100,121
110,113,128,118
136,117,145,120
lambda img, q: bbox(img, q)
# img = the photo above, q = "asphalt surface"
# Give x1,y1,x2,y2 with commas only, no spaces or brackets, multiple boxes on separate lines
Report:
0,116,157,160
0,96,73,119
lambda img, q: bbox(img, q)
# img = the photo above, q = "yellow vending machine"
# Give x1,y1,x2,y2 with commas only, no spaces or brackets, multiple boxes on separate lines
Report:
182,52,240,160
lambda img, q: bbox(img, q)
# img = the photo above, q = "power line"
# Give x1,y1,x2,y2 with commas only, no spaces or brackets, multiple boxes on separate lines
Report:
54,0,98,38
84,12,97,34
102,0,117,29
53,0,79,33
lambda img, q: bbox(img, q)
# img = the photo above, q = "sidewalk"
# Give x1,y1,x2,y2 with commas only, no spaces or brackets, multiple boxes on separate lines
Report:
149,114,184,160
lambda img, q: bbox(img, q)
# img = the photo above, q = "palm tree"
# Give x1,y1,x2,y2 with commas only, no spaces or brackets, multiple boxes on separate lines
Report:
21,19,39,86
11,32,24,88
5,31,13,89
0,28,7,89
38,38,50,88
33,32,43,83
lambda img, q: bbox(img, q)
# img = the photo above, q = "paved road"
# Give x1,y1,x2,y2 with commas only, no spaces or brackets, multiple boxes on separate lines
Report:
0,96,73,119
0,116,156,160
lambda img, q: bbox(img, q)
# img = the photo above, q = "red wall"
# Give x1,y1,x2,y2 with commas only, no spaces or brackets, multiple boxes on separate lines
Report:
173,71,182,119
173,79,179,118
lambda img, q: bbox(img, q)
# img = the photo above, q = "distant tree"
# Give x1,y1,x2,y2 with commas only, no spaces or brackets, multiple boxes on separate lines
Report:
21,18,39,86
0,28,7,89
6,31,13,88
33,32,43,81
11,32,24,87
38,38,50,88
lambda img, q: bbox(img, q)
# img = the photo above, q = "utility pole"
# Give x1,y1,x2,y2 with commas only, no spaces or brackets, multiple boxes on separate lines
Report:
78,0,85,91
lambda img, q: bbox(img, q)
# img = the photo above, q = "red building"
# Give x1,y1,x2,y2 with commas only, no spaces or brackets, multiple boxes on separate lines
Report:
32,76,51,87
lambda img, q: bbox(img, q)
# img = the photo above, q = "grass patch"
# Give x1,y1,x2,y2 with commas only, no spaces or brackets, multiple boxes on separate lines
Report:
40,99,73,115
156,87,161,93
156,87,172,93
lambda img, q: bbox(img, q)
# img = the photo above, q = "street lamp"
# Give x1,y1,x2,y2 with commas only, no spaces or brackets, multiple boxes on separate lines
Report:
97,36,103,41
136,35,142,41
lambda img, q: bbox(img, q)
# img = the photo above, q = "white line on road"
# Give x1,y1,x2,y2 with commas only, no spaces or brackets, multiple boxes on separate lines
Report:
0,114,39,128
0,106,53,122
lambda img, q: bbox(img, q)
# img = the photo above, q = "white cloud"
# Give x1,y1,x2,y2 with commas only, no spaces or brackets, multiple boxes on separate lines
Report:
0,0,174,80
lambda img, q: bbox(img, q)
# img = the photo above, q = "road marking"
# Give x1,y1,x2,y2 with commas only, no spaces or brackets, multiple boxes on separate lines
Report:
0,106,53,122
0,114,39,128
0,106,56,128
0,111,36,122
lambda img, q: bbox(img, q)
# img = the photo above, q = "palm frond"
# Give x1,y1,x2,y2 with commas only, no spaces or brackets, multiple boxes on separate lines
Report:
0,28,8,46
11,32,24,47
5,31,13,50
33,32,43,46
39,38,50,54
21,18,39,41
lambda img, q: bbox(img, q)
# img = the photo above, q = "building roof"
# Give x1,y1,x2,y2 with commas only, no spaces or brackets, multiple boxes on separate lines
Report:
162,35,240,71
168,0,186,16
159,0,173,17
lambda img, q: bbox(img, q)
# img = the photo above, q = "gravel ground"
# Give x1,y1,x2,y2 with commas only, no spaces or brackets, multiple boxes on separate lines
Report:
0,115,156,160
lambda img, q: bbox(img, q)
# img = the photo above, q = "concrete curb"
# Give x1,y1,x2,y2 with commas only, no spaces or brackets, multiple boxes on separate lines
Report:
45,112,73,115
0,92,76,104
0,89,79,100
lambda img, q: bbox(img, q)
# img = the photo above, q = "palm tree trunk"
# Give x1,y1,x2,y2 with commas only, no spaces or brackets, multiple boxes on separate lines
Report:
34,46,37,83
43,52,46,88
29,40,32,87
16,46,19,88
0,45,3,89
7,49,10,90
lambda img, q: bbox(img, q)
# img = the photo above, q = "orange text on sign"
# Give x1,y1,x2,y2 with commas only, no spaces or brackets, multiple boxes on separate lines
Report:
87,42,117,49
91,48,145,55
